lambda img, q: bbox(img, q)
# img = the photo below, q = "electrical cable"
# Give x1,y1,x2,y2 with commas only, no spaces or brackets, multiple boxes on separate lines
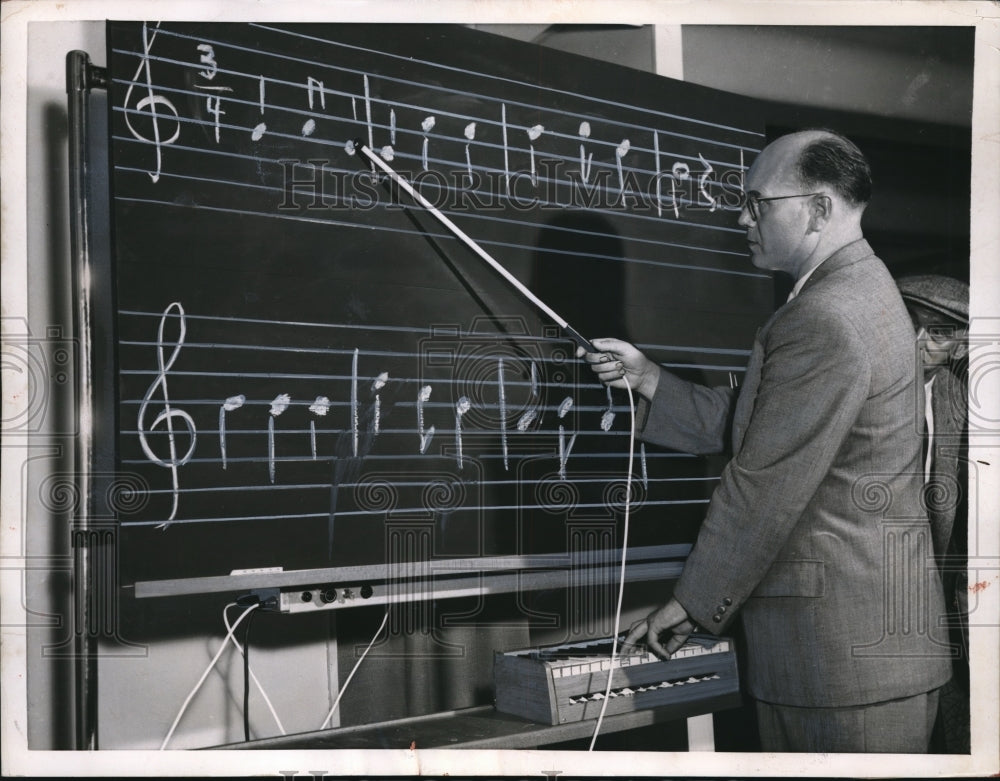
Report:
320,610,390,730
242,607,257,741
222,603,287,737
160,601,258,750
588,378,637,751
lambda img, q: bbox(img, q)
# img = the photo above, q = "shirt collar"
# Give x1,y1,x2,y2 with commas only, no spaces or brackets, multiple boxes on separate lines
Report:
786,261,824,302
785,238,874,303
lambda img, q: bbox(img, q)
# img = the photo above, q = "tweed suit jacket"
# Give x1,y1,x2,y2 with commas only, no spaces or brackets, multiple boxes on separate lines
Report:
642,239,952,708
927,365,969,563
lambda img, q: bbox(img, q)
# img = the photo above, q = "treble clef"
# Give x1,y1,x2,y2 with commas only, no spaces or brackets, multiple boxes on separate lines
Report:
123,21,180,183
137,302,197,528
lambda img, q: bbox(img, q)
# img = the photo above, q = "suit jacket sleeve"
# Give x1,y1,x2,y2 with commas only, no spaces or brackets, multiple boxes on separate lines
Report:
639,370,735,455
669,303,872,632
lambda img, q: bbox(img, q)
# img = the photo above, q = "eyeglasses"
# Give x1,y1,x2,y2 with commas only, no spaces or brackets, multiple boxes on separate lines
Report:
743,191,825,222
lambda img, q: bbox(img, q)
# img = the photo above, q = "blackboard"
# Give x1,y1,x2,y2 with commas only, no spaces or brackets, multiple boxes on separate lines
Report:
105,22,772,592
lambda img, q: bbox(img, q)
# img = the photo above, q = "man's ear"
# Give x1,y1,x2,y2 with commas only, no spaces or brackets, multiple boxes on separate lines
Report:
807,194,833,232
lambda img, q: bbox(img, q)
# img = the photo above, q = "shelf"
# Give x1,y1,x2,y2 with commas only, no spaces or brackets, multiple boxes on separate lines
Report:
212,691,742,750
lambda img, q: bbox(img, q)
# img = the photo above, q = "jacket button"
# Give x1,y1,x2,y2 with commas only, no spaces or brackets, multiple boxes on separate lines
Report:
723,598,732,606
717,606,727,614
712,614,722,623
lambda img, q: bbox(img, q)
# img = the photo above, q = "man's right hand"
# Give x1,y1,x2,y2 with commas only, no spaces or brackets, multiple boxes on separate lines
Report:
577,337,661,400
621,598,696,659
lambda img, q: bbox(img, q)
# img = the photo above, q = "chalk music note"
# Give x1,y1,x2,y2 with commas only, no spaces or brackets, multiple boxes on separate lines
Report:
527,125,544,186
309,396,330,459
372,372,389,434
123,21,180,183
219,394,245,469
455,396,471,469
517,407,539,431
615,139,631,204
579,121,593,183
137,302,197,527
557,396,577,480
302,76,325,137
252,76,267,141
417,385,435,454
516,361,540,431
671,160,690,218
421,116,436,170
380,108,397,161
268,393,291,483
464,122,476,184
517,408,539,431
600,386,616,431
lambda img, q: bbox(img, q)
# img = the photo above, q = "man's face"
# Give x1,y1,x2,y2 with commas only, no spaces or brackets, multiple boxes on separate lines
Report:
916,321,967,375
738,138,816,277
909,304,967,375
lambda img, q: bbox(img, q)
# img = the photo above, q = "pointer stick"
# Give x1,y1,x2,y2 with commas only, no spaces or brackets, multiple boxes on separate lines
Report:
354,140,597,353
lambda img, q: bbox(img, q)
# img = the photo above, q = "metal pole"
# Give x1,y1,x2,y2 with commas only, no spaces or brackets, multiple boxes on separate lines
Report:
66,49,106,751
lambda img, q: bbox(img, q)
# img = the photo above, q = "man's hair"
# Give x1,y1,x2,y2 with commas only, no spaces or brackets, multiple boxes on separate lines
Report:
796,130,872,207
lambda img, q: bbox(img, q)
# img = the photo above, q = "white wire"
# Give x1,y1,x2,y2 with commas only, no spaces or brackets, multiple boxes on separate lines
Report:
222,603,287,736
588,379,637,751
320,610,390,730
159,601,258,750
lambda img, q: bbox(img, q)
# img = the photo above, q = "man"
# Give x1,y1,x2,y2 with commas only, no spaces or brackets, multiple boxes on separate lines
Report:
581,130,951,753
897,275,969,563
897,274,970,754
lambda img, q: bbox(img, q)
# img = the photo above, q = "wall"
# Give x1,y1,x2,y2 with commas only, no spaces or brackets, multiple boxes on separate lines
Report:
473,23,657,73
681,25,973,127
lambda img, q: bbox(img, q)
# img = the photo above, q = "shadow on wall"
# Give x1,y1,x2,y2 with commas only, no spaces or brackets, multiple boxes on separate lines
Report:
530,211,630,346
